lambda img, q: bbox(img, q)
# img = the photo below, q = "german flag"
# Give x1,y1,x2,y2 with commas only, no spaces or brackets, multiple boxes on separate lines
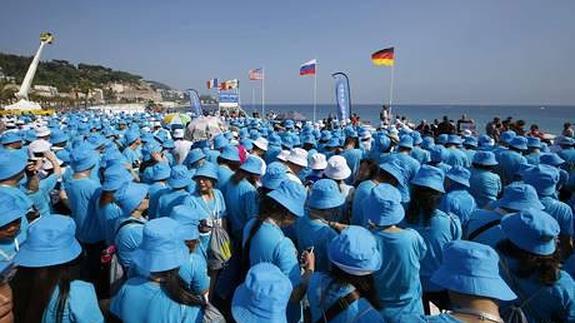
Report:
371,47,394,66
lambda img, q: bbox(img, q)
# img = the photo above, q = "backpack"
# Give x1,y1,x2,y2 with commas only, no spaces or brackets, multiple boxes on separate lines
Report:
207,223,232,271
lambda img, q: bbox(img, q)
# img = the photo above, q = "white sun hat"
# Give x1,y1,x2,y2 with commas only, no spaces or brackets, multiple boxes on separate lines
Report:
324,155,351,180
35,127,51,138
287,148,308,167
253,137,269,152
29,139,52,154
173,129,185,139
277,150,290,162
310,153,328,170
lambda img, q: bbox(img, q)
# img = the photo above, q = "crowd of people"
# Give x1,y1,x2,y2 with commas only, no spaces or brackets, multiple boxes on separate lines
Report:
0,110,574,323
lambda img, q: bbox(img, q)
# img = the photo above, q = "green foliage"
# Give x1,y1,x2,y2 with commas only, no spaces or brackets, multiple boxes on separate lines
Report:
0,52,143,91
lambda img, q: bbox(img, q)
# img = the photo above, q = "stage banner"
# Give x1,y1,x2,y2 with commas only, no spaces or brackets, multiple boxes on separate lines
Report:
332,72,351,122
188,89,202,115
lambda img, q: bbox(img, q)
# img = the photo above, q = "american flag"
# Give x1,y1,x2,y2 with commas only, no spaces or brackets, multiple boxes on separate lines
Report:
248,68,264,81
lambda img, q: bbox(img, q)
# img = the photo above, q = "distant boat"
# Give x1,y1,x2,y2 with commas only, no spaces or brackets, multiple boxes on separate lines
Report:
540,106,546,110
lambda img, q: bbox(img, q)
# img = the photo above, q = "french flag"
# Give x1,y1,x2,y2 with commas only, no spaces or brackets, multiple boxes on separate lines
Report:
299,59,317,76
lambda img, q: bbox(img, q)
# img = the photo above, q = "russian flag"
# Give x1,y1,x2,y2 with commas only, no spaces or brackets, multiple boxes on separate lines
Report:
299,59,317,76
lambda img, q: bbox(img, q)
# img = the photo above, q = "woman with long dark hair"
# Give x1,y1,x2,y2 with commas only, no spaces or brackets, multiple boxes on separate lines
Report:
497,209,575,322
404,165,462,313
110,218,205,322
307,226,384,322
242,180,314,323
12,215,104,323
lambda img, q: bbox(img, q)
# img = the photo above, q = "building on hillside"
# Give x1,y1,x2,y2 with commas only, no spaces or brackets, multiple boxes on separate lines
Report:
32,85,59,97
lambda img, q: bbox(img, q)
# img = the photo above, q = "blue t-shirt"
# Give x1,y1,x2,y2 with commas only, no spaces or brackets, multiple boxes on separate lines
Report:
295,215,337,273
110,276,203,323
179,252,210,294
372,228,427,320
29,174,59,217
114,217,146,273
402,210,462,292
224,179,259,240
216,165,234,191
496,150,527,185
156,189,189,218
464,209,505,248
42,280,104,323
540,196,574,238
65,176,103,243
307,272,385,323
439,189,477,226
351,180,377,226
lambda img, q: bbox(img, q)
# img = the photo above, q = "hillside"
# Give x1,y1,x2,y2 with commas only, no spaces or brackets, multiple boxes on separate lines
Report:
0,53,154,91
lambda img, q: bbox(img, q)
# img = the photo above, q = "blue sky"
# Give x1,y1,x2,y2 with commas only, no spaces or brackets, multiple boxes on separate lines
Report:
1,0,574,105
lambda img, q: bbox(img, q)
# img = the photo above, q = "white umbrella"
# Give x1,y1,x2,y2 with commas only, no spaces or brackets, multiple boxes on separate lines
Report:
185,116,225,141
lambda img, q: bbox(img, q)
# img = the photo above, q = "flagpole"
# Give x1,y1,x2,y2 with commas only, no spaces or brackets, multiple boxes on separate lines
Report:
261,67,265,118
313,63,317,123
388,62,395,117
251,87,255,111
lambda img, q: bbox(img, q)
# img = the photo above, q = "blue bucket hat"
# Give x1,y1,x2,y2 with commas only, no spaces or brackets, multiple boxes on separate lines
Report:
308,179,345,210
326,137,341,148
522,164,560,197
86,134,109,149
527,137,541,148
539,153,565,167
0,149,27,180
430,146,448,163
510,136,528,151
115,182,149,215
184,148,206,166
378,160,406,185
102,165,134,191
479,135,494,148
501,209,560,256
49,130,68,145
168,165,192,189
162,139,175,149
262,162,288,190
267,181,306,217
494,183,544,211
412,165,445,193
500,130,516,144
431,240,516,301
124,131,140,145
447,134,462,145
132,218,189,273
220,146,240,162
328,226,382,275
421,136,435,150
240,156,264,176
1,131,22,145
437,134,448,145
149,162,171,182
169,204,208,240
232,263,293,323
15,214,82,267
411,132,423,145
193,162,219,182
398,135,414,149
365,184,404,226
0,194,26,227
446,166,471,187
240,138,254,151
463,136,478,148
268,133,282,146
375,134,391,152
473,151,498,166
70,145,98,172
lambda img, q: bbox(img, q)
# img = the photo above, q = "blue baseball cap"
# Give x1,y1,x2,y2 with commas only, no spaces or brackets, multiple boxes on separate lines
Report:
494,183,544,211
262,162,288,190
1,131,22,145
366,184,404,226
168,165,192,189
510,136,528,151
308,179,345,210
0,194,26,227
431,240,516,301
232,263,293,323
169,204,208,240
132,218,189,273
220,146,240,162
267,180,306,217
328,226,382,275
149,162,171,182
15,214,82,267
412,165,445,193
115,182,149,215
0,149,27,180
70,145,98,172
473,151,498,166
501,209,560,256
184,148,206,167
193,162,219,182
240,156,264,176
446,166,471,187
522,164,560,197
102,165,134,191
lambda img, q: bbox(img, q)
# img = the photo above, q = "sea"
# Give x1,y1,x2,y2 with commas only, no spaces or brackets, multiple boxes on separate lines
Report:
242,104,575,135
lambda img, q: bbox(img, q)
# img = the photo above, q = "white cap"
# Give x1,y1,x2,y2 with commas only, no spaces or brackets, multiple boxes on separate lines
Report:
277,150,290,162
287,148,308,167
253,137,269,151
35,126,51,138
29,139,52,154
309,153,327,170
173,129,185,139
324,155,351,180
